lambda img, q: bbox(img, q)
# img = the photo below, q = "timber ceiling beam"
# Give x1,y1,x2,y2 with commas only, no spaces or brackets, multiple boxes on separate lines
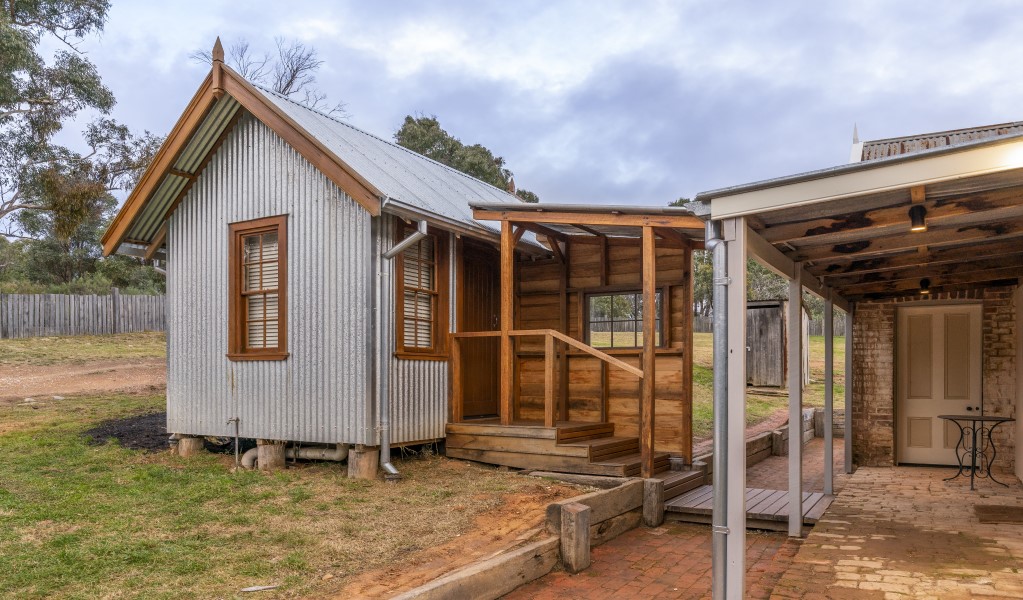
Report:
144,223,168,261
744,226,850,312
824,254,1023,288
791,216,1023,263
835,265,1023,297
515,222,569,244
653,226,688,248
472,208,706,229
760,186,1023,245
812,237,1023,277
844,279,1020,302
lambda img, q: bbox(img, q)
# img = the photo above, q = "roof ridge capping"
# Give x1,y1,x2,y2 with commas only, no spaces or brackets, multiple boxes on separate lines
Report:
249,82,527,203
695,128,1023,203
862,120,1023,146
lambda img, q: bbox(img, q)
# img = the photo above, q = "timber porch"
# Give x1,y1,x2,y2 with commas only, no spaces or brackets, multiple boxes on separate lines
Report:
447,204,706,478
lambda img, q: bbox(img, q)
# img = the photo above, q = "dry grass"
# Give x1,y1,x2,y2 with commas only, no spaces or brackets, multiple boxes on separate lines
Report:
0,331,166,366
0,393,584,599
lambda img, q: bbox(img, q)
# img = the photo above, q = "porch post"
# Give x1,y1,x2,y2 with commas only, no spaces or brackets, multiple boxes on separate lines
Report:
500,221,515,426
724,217,747,599
640,226,657,479
788,265,803,537
844,307,854,474
824,291,834,495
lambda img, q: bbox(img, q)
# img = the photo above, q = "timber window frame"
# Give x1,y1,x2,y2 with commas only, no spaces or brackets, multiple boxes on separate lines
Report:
584,290,664,349
395,223,449,360
227,215,289,361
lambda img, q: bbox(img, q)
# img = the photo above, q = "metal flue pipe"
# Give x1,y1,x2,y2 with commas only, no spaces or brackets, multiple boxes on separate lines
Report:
706,220,729,600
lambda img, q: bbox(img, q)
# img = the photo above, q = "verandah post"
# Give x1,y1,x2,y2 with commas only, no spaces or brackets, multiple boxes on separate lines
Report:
723,217,748,600
544,333,556,428
824,290,834,495
788,265,804,537
500,221,515,426
640,226,657,479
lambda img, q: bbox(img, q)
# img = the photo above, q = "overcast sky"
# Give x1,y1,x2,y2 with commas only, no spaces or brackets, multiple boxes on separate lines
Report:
67,0,1023,205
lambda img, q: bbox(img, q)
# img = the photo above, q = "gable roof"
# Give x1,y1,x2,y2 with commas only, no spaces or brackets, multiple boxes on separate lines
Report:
102,59,527,257
859,121,1023,161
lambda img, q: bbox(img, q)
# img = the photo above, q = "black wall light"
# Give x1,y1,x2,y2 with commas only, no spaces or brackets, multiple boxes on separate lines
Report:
909,205,927,232
920,278,931,294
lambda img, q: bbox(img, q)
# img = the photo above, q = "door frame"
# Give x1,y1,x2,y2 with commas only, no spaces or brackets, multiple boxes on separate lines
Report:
894,300,984,466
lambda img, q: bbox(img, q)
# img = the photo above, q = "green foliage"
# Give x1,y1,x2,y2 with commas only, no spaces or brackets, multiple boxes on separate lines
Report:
394,115,539,200
1,0,160,238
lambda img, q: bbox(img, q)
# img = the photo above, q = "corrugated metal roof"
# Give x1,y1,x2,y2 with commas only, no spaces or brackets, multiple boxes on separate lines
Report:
249,85,527,236
125,95,242,242
861,121,1023,161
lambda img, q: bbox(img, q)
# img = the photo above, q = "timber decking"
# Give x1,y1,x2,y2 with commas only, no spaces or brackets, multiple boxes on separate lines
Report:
445,420,677,477
664,485,834,531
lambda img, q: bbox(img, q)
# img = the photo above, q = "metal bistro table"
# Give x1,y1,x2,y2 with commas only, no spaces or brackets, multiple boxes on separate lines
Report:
938,414,1015,490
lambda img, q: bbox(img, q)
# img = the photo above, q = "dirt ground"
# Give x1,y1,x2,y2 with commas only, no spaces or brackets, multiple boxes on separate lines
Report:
329,486,569,599
0,357,166,404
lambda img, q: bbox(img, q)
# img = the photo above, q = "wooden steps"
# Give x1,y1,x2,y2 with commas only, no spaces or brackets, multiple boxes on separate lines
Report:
651,469,705,501
445,421,687,478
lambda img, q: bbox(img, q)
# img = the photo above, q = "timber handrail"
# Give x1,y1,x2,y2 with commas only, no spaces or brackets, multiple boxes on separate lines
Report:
450,328,645,427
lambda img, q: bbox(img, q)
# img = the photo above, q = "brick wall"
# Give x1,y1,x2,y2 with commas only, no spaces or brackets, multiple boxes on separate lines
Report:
852,286,1019,469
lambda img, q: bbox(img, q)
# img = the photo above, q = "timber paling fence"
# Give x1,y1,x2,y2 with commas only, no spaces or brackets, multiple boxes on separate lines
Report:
692,315,847,336
0,289,166,339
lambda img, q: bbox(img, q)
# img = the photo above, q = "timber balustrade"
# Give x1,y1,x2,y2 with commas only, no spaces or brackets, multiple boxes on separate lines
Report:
450,329,644,428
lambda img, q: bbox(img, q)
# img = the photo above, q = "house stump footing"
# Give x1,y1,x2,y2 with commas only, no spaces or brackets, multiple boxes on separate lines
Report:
348,444,380,480
257,439,287,471
176,436,204,457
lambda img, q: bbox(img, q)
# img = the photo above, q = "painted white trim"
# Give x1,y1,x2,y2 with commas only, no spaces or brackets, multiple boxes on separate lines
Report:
710,138,1023,219
788,268,804,537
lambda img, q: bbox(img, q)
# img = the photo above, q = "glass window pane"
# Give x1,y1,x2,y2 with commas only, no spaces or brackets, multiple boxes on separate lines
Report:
261,232,278,261
243,235,261,263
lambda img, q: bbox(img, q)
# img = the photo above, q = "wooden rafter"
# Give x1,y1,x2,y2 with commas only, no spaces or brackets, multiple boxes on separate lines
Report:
786,203,1023,251
813,237,1023,277
791,216,1023,263
759,186,1023,245
824,254,1023,288
101,73,217,255
514,222,569,243
835,265,1023,297
144,222,168,261
845,279,1020,302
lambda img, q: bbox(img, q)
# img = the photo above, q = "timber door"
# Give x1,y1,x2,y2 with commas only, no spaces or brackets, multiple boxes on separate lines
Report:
896,304,982,465
458,241,501,418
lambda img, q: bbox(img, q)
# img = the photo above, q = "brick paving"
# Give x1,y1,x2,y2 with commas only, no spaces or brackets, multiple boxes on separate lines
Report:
505,522,801,600
505,443,1023,599
747,438,848,493
771,466,1023,599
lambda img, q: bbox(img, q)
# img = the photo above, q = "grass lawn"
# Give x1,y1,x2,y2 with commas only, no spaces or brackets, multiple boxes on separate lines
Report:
691,332,846,440
0,392,576,599
0,331,166,366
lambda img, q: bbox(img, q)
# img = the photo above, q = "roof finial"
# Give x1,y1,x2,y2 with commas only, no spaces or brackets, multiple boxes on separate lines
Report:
852,123,860,144
507,176,516,193
212,37,225,63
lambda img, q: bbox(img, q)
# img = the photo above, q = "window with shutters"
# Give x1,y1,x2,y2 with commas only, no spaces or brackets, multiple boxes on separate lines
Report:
228,215,288,360
395,223,449,359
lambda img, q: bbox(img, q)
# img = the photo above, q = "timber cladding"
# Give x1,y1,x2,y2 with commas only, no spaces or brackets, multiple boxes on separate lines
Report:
516,237,693,457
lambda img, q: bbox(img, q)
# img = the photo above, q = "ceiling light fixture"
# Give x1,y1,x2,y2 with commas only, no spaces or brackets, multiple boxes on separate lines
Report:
920,278,931,295
909,205,927,232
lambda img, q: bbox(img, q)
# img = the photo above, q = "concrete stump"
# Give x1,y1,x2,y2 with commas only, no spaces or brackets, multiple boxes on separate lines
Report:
347,444,379,480
177,436,205,457
560,502,591,574
257,439,287,471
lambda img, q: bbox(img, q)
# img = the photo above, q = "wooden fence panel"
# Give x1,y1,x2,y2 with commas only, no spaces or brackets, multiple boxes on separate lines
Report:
0,290,165,339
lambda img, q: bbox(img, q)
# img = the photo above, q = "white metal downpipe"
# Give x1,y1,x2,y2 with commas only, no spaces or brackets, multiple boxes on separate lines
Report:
376,217,428,480
706,220,729,600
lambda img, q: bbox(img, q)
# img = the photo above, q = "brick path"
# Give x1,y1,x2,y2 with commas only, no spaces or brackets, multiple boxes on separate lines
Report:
505,522,801,600
771,466,1023,599
507,438,846,599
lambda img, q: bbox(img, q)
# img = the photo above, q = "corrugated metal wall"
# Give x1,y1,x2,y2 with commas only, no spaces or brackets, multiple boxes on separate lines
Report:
167,113,374,444
378,215,452,444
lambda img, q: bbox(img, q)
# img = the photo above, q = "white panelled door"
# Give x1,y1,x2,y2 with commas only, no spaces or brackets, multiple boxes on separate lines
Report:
896,304,982,465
